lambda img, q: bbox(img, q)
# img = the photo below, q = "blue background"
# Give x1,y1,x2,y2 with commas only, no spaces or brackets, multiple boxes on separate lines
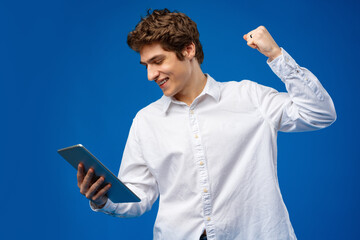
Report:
1,0,359,239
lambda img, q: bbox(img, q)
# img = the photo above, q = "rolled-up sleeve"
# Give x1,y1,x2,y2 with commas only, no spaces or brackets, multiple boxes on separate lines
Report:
254,48,336,132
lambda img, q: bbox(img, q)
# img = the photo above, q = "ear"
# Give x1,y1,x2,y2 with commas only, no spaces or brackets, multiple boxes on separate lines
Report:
183,42,196,60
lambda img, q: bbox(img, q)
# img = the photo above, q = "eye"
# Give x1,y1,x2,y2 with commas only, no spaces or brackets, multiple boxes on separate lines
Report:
154,59,164,65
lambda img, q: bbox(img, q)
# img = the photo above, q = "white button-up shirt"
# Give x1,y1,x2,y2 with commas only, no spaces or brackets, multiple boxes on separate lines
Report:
92,49,336,240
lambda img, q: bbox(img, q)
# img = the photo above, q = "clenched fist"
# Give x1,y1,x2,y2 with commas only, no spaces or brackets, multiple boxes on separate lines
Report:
243,26,282,62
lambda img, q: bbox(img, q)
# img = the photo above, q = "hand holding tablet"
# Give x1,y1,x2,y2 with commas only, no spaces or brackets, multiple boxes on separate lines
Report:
58,144,140,206
77,162,111,208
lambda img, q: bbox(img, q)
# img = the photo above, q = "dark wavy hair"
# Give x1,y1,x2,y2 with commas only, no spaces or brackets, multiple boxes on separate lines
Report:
127,9,204,64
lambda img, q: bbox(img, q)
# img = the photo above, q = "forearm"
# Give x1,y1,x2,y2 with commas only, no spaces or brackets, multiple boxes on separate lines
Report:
268,48,337,131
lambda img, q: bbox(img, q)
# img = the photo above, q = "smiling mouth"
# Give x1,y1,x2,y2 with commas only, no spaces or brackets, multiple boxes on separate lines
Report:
158,77,169,87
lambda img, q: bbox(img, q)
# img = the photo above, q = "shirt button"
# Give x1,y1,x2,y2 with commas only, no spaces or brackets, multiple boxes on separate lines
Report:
207,217,211,221
203,188,208,193
195,134,199,139
200,161,204,166
190,110,194,114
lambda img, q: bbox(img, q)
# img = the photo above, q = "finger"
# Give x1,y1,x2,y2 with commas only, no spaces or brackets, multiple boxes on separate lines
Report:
86,176,105,199
248,32,254,40
246,33,258,49
92,183,112,202
247,41,258,49
244,30,257,47
246,28,257,38
243,32,253,42
80,168,94,195
77,163,85,188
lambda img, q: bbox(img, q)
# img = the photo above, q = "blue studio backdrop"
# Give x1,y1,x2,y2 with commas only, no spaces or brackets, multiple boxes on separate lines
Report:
1,0,359,239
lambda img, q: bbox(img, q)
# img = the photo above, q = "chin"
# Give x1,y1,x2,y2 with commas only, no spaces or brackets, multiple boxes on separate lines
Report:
162,90,174,97
163,92,174,98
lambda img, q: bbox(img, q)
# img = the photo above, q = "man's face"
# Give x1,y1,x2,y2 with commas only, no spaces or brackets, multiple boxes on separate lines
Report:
140,43,193,100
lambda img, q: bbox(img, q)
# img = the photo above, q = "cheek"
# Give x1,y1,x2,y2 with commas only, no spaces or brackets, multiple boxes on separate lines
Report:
178,63,192,79
163,58,191,79
173,61,190,76
159,63,173,75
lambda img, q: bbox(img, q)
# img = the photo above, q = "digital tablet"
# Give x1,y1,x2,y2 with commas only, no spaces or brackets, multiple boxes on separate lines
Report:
58,144,140,203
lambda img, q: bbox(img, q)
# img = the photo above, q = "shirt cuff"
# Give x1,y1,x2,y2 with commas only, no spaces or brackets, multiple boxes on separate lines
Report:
267,48,301,82
89,198,117,214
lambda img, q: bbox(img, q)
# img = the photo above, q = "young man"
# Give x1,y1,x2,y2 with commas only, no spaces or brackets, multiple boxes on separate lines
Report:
77,9,336,240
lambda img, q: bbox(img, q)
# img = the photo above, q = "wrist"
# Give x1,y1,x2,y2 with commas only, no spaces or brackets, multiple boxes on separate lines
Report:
91,199,107,209
268,47,282,62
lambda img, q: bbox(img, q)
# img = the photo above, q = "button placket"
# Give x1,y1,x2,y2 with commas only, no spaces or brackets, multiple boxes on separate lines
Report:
188,107,215,238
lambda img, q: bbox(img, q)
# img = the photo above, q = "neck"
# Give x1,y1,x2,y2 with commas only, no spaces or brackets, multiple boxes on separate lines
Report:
175,62,207,106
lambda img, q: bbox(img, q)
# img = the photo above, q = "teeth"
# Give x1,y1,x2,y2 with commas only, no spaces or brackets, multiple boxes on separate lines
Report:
159,78,168,85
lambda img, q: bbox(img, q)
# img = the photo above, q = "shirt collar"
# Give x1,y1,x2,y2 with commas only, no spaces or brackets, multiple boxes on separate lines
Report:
160,74,220,114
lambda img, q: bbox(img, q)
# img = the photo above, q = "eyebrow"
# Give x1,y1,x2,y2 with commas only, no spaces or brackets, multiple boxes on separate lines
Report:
140,54,165,65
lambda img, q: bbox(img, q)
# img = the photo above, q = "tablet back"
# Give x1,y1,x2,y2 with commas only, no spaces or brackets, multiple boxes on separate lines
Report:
58,144,140,203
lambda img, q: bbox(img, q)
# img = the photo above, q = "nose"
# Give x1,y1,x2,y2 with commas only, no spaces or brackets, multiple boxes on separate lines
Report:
147,65,159,81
